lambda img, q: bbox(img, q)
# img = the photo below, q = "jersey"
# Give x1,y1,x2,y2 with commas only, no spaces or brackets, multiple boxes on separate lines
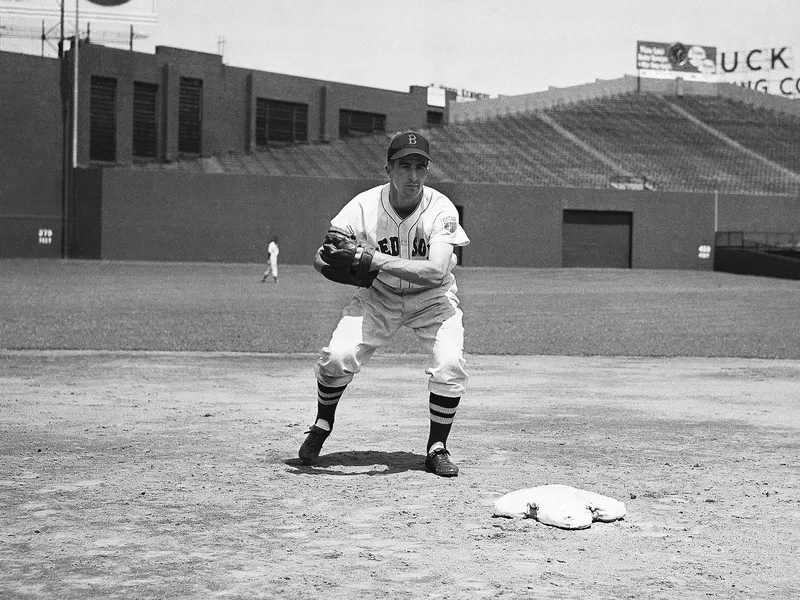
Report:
268,241,279,259
330,183,469,291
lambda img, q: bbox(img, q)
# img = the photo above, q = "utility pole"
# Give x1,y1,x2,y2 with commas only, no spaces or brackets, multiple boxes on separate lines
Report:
59,0,64,58
60,0,70,258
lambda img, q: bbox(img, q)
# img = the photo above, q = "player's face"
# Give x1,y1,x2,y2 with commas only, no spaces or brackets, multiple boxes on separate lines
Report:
387,156,429,204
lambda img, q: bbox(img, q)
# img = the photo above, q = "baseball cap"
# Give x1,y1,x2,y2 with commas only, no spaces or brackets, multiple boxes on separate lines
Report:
387,131,431,163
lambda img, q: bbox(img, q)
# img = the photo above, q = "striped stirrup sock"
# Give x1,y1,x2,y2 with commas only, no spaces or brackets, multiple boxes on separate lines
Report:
315,382,346,430
427,393,461,453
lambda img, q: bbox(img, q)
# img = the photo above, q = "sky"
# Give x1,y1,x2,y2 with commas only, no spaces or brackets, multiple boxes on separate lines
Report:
4,0,800,97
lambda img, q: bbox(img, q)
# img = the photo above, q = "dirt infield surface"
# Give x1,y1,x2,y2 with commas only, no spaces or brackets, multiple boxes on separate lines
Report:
2,350,799,599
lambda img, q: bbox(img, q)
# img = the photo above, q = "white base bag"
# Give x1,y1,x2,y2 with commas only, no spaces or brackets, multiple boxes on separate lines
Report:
493,484,626,530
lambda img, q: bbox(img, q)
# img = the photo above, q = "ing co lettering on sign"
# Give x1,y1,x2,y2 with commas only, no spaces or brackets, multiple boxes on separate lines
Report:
718,46,800,98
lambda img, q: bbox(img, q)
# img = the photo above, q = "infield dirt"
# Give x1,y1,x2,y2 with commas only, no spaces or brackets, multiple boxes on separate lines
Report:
2,350,798,599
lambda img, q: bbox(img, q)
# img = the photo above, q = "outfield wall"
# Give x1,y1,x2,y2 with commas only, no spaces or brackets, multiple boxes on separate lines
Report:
73,169,718,270
72,170,383,264
0,52,64,258
717,194,800,232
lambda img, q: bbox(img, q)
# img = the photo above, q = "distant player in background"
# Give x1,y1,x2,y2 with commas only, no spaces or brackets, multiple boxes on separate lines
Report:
262,236,279,283
298,131,470,477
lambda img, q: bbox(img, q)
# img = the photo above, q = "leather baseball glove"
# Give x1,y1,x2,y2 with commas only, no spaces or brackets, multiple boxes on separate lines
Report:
318,228,378,288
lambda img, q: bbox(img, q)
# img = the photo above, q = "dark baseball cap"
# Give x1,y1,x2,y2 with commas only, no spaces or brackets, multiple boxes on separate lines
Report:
387,131,431,163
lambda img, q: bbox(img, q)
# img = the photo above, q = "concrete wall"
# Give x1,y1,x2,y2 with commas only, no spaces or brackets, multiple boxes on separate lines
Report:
557,186,716,270
71,169,103,259
715,248,800,279
717,193,800,232
434,183,562,268
85,171,716,270
0,52,64,258
91,170,383,263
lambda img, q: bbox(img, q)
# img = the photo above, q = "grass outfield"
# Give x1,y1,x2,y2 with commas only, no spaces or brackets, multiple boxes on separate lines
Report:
1,258,798,358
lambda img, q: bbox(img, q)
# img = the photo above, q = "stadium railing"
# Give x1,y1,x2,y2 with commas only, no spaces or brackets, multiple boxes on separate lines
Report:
716,231,800,252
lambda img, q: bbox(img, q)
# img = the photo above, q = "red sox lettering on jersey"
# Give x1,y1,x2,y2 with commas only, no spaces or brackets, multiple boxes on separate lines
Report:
330,184,469,291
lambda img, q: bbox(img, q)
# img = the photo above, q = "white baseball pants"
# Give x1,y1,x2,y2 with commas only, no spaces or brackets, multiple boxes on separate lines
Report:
315,279,468,397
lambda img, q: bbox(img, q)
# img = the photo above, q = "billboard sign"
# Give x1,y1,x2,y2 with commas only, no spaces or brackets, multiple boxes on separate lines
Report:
717,46,799,98
0,0,156,24
637,40,800,98
637,40,717,82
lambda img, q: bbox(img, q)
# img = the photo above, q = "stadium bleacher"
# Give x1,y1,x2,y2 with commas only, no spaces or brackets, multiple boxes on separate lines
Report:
670,95,800,176
122,92,800,196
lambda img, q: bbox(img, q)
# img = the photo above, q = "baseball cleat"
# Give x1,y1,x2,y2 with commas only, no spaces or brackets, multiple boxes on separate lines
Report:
425,447,459,477
298,424,329,464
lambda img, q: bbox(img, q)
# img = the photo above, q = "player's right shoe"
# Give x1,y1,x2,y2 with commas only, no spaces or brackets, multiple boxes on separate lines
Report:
425,447,459,477
298,424,330,464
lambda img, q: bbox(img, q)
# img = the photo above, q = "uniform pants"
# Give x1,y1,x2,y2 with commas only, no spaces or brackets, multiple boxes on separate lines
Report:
315,279,468,397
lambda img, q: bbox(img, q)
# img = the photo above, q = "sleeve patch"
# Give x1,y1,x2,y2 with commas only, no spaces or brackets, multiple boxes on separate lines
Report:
442,216,458,235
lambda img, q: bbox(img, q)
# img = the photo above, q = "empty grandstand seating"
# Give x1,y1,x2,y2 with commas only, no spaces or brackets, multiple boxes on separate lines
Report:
119,92,800,196
546,93,800,195
669,95,800,177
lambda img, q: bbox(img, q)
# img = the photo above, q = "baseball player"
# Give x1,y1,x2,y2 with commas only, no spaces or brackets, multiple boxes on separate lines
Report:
299,131,470,477
262,236,279,283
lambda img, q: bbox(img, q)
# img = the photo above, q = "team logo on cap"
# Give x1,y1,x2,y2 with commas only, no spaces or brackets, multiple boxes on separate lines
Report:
387,131,431,162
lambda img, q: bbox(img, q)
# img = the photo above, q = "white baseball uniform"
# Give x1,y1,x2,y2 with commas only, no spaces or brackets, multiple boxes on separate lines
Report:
267,240,279,278
315,183,470,397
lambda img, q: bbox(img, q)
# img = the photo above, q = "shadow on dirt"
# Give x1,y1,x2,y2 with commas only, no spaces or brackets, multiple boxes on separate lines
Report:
284,450,427,476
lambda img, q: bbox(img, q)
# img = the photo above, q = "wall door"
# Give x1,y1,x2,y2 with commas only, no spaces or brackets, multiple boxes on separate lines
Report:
562,210,632,268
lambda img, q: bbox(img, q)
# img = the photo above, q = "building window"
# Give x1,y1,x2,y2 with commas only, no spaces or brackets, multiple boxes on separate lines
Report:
427,111,444,126
90,76,117,162
339,109,386,137
255,100,267,146
133,82,158,159
256,99,308,145
178,77,202,154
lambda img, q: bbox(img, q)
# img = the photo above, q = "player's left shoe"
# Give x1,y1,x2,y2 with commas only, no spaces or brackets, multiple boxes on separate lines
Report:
425,447,459,477
298,424,329,464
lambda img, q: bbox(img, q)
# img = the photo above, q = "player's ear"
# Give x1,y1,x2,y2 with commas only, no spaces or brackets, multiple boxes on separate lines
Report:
384,164,391,175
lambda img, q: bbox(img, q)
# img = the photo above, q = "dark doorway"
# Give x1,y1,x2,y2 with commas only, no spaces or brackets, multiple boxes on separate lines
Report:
562,210,632,268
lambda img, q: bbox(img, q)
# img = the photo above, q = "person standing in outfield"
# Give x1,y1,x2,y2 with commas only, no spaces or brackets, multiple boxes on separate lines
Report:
262,236,280,283
299,131,470,477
